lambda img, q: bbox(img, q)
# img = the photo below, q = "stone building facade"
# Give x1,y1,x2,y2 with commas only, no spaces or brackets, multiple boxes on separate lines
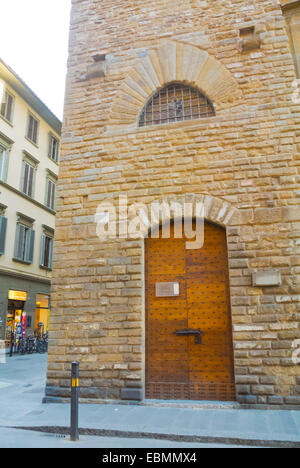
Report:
0,59,60,348
45,0,300,407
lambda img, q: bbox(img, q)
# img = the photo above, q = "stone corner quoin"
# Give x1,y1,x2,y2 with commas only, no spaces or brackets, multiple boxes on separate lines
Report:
46,0,300,407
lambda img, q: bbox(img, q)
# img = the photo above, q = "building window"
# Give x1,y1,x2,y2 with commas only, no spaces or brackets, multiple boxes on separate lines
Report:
0,145,9,182
48,134,59,162
40,234,53,269
0,214,8,255
45,171,57,210
26,114,39,144
283,5,300,78
21,161,35,197
45,178,56,210
138,82,215,127
13,223,35,264
0,90,14,123
20,152,39,198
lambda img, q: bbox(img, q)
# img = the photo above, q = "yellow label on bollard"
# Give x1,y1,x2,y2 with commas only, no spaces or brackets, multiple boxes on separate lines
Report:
72,378,79,387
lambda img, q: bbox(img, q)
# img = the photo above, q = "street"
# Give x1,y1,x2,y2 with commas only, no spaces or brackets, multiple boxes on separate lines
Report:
0,353,300,448
0,354,245,448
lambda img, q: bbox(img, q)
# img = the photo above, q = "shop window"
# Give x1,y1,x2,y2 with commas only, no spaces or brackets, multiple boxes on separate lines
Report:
13,222,35,264
0,215,8,255
35,294,50,334
40,234,54,269
5,291,27,346
138,82,215,127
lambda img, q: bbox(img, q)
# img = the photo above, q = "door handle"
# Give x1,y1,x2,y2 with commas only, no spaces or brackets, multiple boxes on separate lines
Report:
174,328,204,344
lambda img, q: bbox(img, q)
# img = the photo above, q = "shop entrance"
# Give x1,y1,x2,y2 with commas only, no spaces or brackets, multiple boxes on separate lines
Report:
5,295,27,348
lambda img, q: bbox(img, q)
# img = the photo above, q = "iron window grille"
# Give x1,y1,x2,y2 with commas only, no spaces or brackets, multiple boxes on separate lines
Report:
138,82,215,127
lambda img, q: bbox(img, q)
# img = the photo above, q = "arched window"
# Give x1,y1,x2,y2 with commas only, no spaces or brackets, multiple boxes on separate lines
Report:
138,82,215,127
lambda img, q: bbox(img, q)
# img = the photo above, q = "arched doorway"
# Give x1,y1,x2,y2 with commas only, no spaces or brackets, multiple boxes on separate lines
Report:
145,220,235,401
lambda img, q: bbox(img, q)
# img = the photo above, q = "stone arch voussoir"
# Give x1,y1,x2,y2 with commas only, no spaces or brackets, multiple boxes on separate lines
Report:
108,42,243,131
141,194,242,238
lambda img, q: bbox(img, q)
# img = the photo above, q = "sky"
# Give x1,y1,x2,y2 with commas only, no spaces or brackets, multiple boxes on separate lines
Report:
0,0,72,120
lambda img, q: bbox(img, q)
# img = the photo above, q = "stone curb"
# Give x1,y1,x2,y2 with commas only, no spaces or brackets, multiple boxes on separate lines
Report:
7,426,300,449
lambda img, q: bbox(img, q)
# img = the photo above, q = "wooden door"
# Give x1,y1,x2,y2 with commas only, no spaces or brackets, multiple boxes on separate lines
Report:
145,221,235,401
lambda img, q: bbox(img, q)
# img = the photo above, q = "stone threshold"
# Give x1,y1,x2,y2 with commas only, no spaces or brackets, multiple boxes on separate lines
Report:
42,396,300,411
43,396,239,409
140,399,241,410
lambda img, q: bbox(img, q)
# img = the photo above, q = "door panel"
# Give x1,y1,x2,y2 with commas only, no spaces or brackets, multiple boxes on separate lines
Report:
145,231,189,386
145,221,235,401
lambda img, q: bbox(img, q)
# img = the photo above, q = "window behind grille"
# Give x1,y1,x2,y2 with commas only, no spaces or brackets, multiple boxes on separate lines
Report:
138,82,215,127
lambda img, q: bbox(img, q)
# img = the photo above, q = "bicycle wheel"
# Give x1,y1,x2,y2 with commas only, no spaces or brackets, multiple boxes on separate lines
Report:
37,341,43,354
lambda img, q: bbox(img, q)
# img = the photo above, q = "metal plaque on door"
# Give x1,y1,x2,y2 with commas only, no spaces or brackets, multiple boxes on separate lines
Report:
155,282,180,297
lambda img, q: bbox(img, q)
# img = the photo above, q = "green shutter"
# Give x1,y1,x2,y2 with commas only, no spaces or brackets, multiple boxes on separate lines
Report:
25,229,35,263
14,224,24,260
20,162,26,192
3,150,9,182
27,115,33,140
48,135,52,158
49,238,54,269
40,234,46,266
0,216,7,255
0,148,9,182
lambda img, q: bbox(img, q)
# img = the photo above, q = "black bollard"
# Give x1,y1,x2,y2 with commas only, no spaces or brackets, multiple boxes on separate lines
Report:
9,331,14,357
70,361,79,441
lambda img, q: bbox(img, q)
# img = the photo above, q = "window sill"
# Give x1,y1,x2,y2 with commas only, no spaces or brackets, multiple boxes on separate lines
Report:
48,155,59,166
45,204,55,211
0,179,56,215
21,190,34,199
12,258,32,265
25,136,39,149
40,265,52,272
0,114,13,127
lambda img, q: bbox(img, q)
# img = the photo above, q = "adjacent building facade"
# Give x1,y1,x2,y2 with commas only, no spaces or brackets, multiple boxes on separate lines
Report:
46,0,300,408
0,59,61,346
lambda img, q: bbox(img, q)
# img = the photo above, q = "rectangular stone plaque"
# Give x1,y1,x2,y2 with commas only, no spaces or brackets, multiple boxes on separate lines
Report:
252,271,281,287
156,282,180,297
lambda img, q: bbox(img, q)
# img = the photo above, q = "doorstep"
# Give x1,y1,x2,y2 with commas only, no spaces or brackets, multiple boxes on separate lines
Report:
141,399,241,410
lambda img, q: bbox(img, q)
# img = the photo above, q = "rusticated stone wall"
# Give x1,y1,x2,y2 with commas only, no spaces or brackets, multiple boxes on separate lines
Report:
45,0,300,408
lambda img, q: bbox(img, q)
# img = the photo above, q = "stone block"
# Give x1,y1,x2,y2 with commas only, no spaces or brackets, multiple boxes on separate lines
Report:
121,388,143,401
251,385,275,396
284,396,300,405
268,396,284,405
237,395,258,405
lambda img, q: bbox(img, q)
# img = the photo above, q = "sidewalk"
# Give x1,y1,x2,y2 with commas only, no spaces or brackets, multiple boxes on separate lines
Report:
1,354,300,447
